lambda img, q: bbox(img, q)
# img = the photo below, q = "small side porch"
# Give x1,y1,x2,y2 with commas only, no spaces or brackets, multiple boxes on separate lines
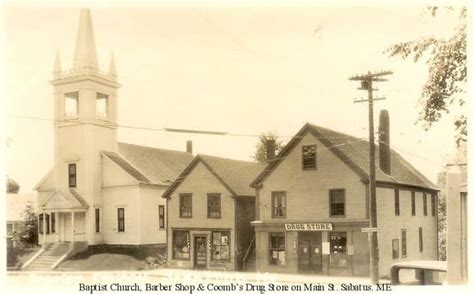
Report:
37,189,89,247
38,210,87,246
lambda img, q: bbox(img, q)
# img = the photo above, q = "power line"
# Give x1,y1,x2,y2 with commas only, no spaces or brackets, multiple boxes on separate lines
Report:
8,114,368,140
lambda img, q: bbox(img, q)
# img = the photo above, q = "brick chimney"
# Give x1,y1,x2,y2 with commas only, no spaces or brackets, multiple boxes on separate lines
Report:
186,140,193,154
378,109,391,175
266,139,276,161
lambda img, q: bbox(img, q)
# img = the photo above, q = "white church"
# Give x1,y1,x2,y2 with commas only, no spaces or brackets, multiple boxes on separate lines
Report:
29,9,194,269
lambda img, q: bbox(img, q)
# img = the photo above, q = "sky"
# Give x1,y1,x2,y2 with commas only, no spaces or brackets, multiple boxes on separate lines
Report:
1,2,466,193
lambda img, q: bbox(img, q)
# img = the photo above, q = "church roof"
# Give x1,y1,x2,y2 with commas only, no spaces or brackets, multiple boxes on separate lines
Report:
39,189,89,210
102,151,151,183
163,154,265,198
107,142,194,186
251,123,437,191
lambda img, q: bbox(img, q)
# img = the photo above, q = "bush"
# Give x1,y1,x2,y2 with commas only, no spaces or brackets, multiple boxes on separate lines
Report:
7,248,19,267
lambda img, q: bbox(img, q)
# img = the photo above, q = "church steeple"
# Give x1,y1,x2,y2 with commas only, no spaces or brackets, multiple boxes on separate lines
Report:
73,9,99,70
109,50,117,76
53,49,62,76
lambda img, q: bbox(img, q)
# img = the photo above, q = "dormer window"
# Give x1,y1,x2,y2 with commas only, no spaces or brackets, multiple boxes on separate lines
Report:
302,145,317,170
64,92,79,117
96,93,108,118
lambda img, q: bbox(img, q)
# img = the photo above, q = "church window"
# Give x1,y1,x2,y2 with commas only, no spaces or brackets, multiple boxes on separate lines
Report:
96,93,108,118
68,163,77,188
159,205,165,229
117,208,125,232
64,92,79,117
95,208,100,233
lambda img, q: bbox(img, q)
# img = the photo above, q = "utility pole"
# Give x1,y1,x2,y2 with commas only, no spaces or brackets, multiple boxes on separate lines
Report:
349,70,392,284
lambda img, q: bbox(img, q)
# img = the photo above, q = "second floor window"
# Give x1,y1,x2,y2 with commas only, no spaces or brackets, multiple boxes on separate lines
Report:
394,189,400,216
330,189,345,217
68,163,77,188
411,191,416,216
302,145,317,170
272,191,286,218
180,194,192,218
207,194,221,218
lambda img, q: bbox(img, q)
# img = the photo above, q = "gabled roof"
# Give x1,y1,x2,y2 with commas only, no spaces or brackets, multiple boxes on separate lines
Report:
251,123,437,191
163,154,266,198
39,189,89,210
115,142,194,185
102,151,151,183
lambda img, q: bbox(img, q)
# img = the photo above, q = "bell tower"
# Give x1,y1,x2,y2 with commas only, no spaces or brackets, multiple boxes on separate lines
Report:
51,9,120,244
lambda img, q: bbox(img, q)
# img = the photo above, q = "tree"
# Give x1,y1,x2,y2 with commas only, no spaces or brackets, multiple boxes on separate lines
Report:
6,177,20,194
385,7,467,145
19,202,38,247
252,132,285,163
435,141,466,261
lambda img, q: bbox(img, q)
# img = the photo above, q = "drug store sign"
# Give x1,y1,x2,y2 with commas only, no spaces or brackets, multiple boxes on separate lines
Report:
284,223,333,231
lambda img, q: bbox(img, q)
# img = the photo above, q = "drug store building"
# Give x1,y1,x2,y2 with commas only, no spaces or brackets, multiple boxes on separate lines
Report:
250,111,439,277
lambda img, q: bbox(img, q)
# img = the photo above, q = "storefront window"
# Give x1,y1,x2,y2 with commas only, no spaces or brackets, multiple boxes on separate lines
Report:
269,232,286,265
211,231,230,260
173,230,190,259
329,232,347,267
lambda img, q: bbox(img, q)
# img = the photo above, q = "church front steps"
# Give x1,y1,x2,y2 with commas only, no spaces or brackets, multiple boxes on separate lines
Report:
23,242,73,271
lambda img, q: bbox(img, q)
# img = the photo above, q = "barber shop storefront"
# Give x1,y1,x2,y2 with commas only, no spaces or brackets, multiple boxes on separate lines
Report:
254,221,370,276
169,229,235,271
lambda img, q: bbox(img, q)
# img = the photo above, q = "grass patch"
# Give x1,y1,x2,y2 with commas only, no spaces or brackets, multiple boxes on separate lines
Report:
57,245,167,271
7,246,41,270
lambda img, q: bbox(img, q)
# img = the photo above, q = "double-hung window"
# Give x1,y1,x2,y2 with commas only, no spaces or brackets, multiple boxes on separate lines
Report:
401,229,407,257
272,192,286,218
423,193,428,216
95,208,100,233
159,205,165,228
330,189,345,217
117,208,125,232
207,194,221,218
302,145,317,170
394,189,400,216
179,194,192,218
392,239,399,259
68,163,77,188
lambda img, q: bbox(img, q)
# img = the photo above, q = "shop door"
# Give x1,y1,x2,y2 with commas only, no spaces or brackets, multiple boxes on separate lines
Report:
298,232,322,273
194,236,207,269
